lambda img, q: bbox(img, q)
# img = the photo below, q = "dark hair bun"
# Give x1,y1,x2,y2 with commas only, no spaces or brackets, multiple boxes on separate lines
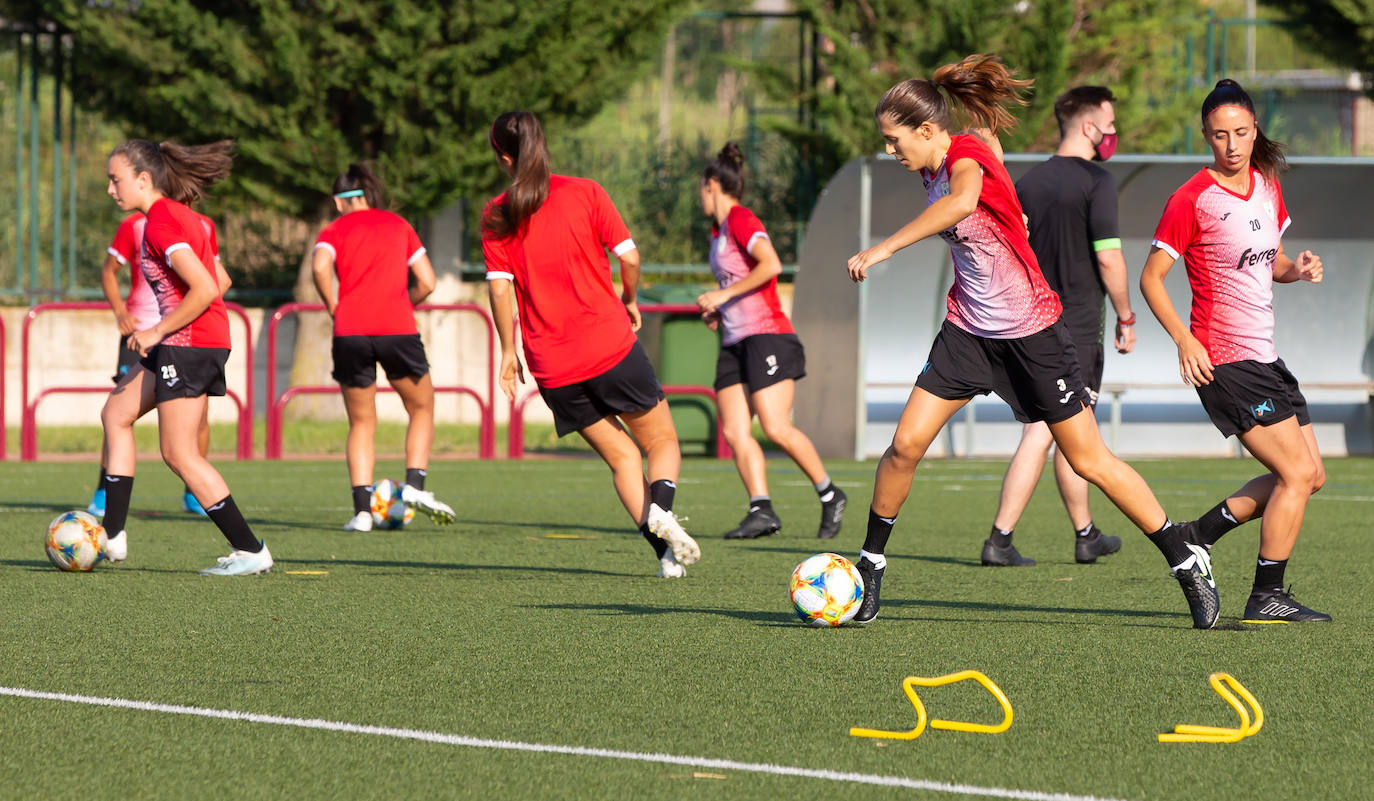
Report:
718,141,745,170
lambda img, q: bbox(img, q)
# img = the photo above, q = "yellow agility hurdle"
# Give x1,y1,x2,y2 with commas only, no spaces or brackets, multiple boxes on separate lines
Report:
850,670,1013,740
1158,672,1264,743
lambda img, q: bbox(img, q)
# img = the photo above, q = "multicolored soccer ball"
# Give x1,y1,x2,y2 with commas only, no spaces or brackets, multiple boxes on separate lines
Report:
45,510,108,572
370,479,414,530
789,552,864,627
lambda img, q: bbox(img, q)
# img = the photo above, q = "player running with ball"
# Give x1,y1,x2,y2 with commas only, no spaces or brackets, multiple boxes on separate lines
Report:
311,163,456,531
99,139,270,575
482,111,700,578
1141,79,1330,624
844,55,1218,628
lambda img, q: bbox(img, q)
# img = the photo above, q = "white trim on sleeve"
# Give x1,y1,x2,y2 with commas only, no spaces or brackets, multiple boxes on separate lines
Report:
407,246,427,266
164,242,192,257
745,231,770,254
312,242,337,259
107,247,128,266
485,271,515,282
1279,217,1292,236
612,238,636,257
1151,239,1181,260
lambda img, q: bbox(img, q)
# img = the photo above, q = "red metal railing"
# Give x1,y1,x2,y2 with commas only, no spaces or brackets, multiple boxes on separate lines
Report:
20,301,255,461
265,302,496,459
505,303,731,459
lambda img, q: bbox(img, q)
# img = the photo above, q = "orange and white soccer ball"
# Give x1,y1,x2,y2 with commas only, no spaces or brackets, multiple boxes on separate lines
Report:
789,552,864,627
45,510,108,572
370,479,414,530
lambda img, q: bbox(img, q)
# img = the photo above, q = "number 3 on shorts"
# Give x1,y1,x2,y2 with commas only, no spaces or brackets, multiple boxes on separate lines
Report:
161,364,178,381
1056,378,1066,392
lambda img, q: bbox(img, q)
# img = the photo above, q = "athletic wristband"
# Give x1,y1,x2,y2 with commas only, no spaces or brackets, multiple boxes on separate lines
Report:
1117,313,1136,326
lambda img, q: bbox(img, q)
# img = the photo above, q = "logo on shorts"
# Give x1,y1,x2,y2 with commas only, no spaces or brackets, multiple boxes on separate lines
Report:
765,354,779,376
1252,398,1275,419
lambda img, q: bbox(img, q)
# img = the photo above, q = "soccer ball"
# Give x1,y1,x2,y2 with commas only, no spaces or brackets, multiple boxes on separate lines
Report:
370,479,414,530
45,511,108,572
789,552,864,627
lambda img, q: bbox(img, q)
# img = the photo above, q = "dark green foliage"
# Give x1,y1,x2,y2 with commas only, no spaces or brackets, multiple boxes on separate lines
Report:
1262,0,1374,91
33,0,694,218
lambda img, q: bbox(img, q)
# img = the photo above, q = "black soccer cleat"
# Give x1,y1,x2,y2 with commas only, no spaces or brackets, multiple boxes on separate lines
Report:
723,507,781,540
1242,586,1332,624
816,487,847,539
1074,530,1122,564
1173,544,1220,629
853,557,884,624
981,538,1036,566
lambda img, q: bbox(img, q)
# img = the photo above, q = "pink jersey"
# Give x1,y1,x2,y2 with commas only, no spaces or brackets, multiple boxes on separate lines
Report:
108,213,159,326
709,205,794,346
1152,168,1290,365
139,198,230,349
923,135,1062,338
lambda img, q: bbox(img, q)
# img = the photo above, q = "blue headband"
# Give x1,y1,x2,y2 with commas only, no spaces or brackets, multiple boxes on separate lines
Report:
334,189,365,199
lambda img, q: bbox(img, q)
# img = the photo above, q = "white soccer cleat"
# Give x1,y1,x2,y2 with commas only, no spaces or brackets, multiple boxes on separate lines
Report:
104,530,128,563
199,543,273,576
647,503,700,566
400,484,456,525
344,511,373,532
657,552,685,579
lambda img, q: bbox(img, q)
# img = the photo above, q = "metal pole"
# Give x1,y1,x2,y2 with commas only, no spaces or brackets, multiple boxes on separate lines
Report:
14,33,24,294
52,33,63,297
28,31,40,298
855,156,871,460
67,38,77,292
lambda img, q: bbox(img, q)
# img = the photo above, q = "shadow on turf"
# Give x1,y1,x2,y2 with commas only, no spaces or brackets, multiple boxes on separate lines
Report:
273,557,635,577
533,602,794,624
738,542,981,567
456,518,635,536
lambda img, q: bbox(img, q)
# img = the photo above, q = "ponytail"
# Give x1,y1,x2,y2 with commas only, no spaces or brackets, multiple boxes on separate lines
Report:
110,139,233,205
331,162,387,209
1201,78,1288,180
482,110,551,238
876,53,1031,134
703,141,746,199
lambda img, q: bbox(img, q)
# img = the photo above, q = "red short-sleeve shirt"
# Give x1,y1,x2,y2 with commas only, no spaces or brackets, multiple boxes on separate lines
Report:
139,198,230,348
709,205,794,346
482,175,638,388
315,209,426,337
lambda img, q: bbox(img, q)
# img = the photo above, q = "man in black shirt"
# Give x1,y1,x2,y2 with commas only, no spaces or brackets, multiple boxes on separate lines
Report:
982,86,1138,567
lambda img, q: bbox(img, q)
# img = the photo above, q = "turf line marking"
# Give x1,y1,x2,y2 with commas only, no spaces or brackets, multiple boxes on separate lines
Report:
0,686,1129,801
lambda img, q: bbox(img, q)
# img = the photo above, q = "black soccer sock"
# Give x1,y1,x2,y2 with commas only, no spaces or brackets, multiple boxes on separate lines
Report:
862,508,897,555
639,522,669,559
1145,520,1192,568
748,496,774,516
404,468,426,491
815,479,836,503
1075,522,1096,539
1253,557,1287,594
205,495,262,553
351,485,372,515
1198,499,1244,547
101,475,134,533
97,467,108,491
650,479,676,512
989,525,1013,547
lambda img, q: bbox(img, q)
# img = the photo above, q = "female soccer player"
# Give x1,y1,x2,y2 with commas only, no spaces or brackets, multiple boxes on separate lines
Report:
90,210,224,518
98,139,269,575
482,110,701,578
311,163,456,531
844,54,1216,627
1141,79,1329,624
696,142,846,540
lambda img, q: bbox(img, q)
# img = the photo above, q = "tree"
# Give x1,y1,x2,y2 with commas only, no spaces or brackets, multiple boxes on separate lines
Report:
758,0,1204,182
1260,0,1374,86
29,0,694,220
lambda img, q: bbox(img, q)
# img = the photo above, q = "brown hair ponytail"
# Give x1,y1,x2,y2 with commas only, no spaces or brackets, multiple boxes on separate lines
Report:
332,162,388,209
1201,79,1288,180
482,110,552,237
703,141,746,199
110,139,234,205
876,54,1031,134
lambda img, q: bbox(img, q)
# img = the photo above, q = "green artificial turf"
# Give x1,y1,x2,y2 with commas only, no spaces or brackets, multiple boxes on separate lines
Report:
1,456,1371,800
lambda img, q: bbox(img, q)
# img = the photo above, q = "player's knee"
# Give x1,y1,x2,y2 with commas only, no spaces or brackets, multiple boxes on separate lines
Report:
722,421,754,449
758,418,794,446
888,430,929,465
1311,463,1326,495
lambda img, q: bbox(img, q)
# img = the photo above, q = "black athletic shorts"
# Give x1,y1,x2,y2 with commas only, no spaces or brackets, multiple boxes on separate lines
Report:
714,333,807,392
915,319,1089,424
113,334,142,384
1196,358,1310,438
331,334,430,388
539,341,665,437
1074,337,1105,406
140,345,229,404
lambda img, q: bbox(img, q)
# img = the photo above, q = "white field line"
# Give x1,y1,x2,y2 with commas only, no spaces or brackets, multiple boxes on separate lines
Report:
0,686,1132,801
